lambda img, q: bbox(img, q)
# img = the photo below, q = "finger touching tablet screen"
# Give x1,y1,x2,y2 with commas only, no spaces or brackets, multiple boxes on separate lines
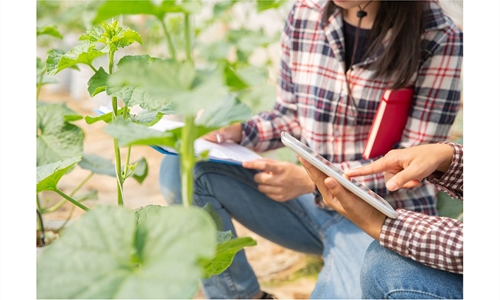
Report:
281,132,398,219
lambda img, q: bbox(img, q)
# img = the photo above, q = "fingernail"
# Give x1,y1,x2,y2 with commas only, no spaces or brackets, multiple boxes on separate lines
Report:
216,134,221,144
387,181,397,191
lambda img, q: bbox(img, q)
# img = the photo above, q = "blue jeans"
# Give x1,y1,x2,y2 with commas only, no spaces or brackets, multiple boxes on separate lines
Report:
361,241,463,299
159,155,374,299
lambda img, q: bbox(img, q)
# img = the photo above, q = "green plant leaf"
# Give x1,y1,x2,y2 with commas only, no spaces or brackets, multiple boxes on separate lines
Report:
131,157,148,184
87,67,109,97
201,237,257,278
202,203,224,231
255,0,288,12
194,94,253,128
37,102,84,166
130,108,164,126
160,0,202,14
36,156,82,193
37,25,63,38
37,205,217,299
78,153,149,184
81,20,143,53
104,117,177,148
84,107,128,124
78,153,116,177
108,59,229,115
224,63,249,90
107,55,173,111
46,43,104,76
92,0,165,24
437,191,463,220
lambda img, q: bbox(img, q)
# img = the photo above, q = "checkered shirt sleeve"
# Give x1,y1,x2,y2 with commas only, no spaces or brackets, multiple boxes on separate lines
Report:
380,142,463,274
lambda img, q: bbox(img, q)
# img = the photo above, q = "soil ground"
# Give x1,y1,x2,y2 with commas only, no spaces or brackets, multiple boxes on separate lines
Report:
38,88,319,299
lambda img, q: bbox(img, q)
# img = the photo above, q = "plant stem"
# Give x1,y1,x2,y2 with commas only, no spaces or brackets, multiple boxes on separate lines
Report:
184,13,192,63
37,209,46,246
43,172,94,213
124,145,132,178
108,50,125,206
180,115,197,207
36,68,46,101
54,189,90,212
70,172,94,197
158,16,177,60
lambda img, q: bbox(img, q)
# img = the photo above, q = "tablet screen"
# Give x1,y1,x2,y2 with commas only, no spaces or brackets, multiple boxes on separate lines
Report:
281,132,398,218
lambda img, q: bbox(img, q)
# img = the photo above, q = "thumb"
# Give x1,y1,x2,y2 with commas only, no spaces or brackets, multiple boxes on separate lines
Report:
324,177,351,201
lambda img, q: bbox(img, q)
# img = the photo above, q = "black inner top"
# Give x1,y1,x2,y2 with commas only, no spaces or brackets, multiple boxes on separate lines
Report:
343,20,371,71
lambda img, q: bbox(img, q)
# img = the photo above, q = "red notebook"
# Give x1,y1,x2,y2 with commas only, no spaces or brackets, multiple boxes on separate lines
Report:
362,88,414,159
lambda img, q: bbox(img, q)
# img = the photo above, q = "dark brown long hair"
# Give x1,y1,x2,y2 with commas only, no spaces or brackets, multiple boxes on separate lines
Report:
324,1,429,89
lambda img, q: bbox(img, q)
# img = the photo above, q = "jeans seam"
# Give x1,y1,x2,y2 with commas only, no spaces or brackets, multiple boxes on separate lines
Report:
387,289,447,299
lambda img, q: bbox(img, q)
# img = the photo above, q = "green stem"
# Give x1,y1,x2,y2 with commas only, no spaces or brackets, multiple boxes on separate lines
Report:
54,189,90,212
70,172,94,197
43,172,94,213
180,115,197,207
113,138,125,206
108,50,125,206
158,16,177,60
184,13,192,63
36,68,45,101
124,145,132,178
88,63,98,73
55,205,77,232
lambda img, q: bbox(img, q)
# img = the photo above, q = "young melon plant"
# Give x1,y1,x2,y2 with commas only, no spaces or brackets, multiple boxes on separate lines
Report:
37,16,256,299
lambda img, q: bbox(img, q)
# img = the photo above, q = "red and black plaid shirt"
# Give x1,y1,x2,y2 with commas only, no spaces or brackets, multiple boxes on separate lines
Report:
240,0,463,215
381,142,464,274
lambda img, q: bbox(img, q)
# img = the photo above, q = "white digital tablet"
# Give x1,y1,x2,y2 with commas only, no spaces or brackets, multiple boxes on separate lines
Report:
281,132,398,219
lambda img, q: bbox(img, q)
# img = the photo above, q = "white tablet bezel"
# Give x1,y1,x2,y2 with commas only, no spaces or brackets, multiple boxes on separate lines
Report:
281,132,398,219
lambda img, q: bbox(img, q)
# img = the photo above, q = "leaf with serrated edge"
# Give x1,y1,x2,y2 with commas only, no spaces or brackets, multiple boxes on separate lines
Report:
37,103,84,166
35,205,217,299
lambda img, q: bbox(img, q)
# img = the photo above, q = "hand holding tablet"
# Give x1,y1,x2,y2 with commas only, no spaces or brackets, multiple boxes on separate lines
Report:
281,132,398,219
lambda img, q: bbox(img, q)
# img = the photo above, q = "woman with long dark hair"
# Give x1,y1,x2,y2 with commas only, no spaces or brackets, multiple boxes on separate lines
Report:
159,0,463,298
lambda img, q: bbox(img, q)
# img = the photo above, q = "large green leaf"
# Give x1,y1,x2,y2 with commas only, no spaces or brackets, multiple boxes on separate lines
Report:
194,94,253,128
37,156,82,193
45,43,104,76
104,117,178,148
92,0,166,24
37,205,217,299
37,102,84,166
107,59,229,115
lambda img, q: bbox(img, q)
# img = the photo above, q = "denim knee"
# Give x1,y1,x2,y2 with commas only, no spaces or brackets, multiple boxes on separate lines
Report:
158,155,182,205
360,241,388,298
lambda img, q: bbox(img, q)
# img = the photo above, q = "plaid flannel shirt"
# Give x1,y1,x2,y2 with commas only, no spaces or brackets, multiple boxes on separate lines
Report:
381,142,463,274
240,0,463,214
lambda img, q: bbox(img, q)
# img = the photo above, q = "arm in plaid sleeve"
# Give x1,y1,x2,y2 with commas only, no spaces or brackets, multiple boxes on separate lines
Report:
380,142,463,274
428,142,463,200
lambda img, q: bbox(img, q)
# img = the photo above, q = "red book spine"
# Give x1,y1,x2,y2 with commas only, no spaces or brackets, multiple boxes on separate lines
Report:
362,88,414,159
